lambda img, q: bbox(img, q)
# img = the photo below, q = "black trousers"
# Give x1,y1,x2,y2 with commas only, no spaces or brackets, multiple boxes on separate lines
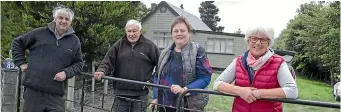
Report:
23,87,65,112
157,107,190,112
157,98,189,112
111,95,148,112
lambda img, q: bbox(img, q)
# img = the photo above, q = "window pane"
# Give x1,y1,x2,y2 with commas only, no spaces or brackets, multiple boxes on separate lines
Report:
226,47,233,53
152,37,158,45
168,37,173,47
152,31,172,48
165,37,169,47
159,37,164,47
160,32,165,36
207,39,214,45
207,39,214,52
220,39,226,53
163,37,167,47
157,37,161,47
226,39,234,53
227,40,233,46
214,39,220,52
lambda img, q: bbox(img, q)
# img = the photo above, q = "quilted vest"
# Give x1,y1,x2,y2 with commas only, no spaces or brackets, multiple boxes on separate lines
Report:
157,41,209,111
232,54,284,112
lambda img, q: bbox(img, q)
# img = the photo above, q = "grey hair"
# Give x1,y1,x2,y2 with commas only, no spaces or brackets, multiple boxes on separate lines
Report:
244,25,275,47
125,19,142,30
52,5,74,21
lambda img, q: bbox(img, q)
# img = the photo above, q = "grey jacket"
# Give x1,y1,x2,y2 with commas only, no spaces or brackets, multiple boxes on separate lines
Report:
157,41,209,111
12,22,84,96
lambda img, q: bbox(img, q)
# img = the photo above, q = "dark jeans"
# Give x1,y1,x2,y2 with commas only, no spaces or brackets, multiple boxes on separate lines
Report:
111,95,148,112
157,107,190,112
23,87,65,112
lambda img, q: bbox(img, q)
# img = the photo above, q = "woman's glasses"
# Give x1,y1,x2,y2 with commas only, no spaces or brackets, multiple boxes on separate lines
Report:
249,36,269,44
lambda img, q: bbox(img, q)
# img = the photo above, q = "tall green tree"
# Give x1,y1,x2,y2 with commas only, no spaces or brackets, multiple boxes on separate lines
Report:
199,1,224,32
274,1,340,84
144,3,157,15
1,1,143,67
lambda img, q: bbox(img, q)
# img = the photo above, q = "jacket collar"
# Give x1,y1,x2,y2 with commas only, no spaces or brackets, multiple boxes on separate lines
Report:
167,41,191,52
243,49,274,70
122,34,146,44
48,22,75,38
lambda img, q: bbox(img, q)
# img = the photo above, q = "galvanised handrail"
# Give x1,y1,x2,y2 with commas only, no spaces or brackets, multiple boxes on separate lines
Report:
175,89,340,112
81,73,340,112
81,72,170,90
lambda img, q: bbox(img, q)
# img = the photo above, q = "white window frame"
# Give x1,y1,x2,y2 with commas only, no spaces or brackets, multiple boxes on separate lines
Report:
152,31,173,48
206,38,234,54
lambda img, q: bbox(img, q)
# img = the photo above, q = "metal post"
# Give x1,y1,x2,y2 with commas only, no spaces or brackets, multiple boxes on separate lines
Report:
16,70,22,112
91,61,95,92
0,70,2,112
91,61,95,103
66,77,75,111
102,79,108,108
104,79,108,95
80,77,85,112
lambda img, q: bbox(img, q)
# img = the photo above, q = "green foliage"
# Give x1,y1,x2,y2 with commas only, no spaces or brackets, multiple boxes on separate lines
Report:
273,31,286,50
274,1,340,83
199,1,224,32
1,1,145,64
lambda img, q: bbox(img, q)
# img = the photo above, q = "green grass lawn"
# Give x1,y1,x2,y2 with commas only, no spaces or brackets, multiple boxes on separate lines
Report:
205,74,340,112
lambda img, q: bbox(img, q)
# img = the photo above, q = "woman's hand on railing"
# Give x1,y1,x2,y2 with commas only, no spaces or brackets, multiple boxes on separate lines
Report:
94,72,104,81
237,87,259,103
171,85,191,96
171,85,185,94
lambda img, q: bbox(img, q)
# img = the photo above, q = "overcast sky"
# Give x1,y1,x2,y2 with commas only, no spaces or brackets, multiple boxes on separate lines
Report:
142,0,308,38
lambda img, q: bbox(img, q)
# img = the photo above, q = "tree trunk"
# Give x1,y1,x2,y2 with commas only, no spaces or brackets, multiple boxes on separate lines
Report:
319,73,322,80
324,73,328,81
330,67,335,86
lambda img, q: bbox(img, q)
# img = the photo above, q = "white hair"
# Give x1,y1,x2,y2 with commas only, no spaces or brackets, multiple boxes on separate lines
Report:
52,6,74,21
244,25,275,47
125,20,142,30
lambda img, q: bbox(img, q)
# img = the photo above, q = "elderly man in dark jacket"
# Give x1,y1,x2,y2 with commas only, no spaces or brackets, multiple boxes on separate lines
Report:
94,19,160,112
12,5,83,112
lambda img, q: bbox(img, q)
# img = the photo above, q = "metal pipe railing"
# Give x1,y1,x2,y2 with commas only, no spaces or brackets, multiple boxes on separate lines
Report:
175,89,340,112
81,72,170,90
81,73,340,111
81,72,172,112
16,72,339,112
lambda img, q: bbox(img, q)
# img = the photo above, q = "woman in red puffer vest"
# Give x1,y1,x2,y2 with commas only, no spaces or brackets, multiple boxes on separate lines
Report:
213,25,298,112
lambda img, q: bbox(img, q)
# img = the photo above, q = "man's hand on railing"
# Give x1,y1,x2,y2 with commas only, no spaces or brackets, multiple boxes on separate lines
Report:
94,72,104,81
148,99,158,111
144,81,152,90
54,71,66,81
20,63,28,73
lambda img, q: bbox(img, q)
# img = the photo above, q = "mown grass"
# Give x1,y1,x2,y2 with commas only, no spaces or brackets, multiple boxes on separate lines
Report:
205,74,340,112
